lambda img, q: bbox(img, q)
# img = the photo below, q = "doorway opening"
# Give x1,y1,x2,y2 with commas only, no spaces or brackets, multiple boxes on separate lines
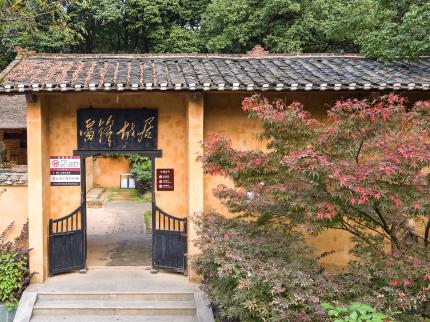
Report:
85,154,154,267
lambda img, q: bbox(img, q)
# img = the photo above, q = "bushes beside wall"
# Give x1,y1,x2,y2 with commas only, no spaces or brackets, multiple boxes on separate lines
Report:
193,212,341,322
196,94,430,321
193,213,430,321
0,221,31,309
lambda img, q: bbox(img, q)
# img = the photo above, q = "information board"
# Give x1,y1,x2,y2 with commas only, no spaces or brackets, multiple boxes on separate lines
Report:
50,156,81,186
156,169,174,191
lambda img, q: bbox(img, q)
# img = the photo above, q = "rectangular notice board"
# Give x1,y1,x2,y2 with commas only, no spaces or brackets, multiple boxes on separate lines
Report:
50,156,81,186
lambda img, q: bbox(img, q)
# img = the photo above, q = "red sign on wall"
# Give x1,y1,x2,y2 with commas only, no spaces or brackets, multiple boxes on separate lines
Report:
156,169,174,191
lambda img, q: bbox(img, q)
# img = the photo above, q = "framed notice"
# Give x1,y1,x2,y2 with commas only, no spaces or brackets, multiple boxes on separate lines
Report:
157,169,174,191
50,156,81,186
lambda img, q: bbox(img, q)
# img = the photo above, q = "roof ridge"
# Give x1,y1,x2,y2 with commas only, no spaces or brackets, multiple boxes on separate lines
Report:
24,52,368,59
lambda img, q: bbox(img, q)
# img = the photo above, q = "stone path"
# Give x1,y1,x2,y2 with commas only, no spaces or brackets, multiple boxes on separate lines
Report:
87,200,152,267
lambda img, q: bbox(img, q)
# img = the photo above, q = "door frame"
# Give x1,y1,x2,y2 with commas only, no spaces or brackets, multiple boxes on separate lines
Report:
73,149,162,269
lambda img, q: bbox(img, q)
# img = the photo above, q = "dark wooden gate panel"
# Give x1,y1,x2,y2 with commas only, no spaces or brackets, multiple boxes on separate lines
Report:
49,206,86,275
153,206,187,273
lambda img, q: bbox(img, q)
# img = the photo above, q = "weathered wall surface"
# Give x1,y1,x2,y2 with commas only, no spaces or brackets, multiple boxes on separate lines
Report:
25,90,430,279
93,157,131,188
203,91,430,268
0,185,28,240
46,92,187,219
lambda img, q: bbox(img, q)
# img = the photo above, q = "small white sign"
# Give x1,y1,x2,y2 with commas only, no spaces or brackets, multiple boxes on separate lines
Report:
50,156,81,186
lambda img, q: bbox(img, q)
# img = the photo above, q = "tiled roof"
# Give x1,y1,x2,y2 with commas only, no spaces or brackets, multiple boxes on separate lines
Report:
0,167,27,185
0,53,430,92
0,95,26,128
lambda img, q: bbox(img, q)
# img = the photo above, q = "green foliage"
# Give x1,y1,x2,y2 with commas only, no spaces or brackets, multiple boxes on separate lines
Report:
0,0,80,69
1,0,429,69
0,221,31,309
128,154,152,194
322,302,389,322
323,0,430,62
200,0,337,54
143,210,151,232
192,212,343,321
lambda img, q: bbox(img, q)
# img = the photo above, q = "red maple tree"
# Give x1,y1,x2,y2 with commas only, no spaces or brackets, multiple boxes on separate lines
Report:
200,94,430,253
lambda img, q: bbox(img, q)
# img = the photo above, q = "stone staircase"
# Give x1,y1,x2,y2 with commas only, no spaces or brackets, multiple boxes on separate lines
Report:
16,291,213,322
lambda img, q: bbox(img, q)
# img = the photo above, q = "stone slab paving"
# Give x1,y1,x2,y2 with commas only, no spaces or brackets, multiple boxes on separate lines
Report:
86,200,152,267
27,269,199,294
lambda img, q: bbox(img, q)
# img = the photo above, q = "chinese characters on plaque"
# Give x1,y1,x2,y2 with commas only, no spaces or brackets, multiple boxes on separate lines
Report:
50,156,81,186
157,169,174,191
77,109,158,151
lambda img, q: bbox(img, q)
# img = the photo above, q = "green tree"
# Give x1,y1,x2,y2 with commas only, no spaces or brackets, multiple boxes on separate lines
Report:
1,0,430,70
68,0,203,53
200,0,353,54
323,0,430,61
0,0,79,69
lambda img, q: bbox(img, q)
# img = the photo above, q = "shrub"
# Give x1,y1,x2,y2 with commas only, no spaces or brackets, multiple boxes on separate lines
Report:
0,221,31,309
128,154,152,194
336,242,430,321
192,212,343,322
198,94,430,320
321,302,389,322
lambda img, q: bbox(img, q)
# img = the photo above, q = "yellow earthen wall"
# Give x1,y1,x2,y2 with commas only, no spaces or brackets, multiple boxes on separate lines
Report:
93,157,131,188
0,185,28,240
46,92,187,219
28,90,430,278
203,91,430,268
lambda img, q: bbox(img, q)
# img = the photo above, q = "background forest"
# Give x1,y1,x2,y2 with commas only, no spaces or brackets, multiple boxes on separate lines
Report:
0,0,430,70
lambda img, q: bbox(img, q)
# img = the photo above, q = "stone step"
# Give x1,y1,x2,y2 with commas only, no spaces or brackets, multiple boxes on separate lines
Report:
87,188,107,208
33,300,196,316
86,199,105,208
30,315,197,322
37,292,194,301
87,187,106,200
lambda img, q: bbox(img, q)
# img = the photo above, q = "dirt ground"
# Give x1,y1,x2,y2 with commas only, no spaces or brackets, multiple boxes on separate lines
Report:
86,199,152,267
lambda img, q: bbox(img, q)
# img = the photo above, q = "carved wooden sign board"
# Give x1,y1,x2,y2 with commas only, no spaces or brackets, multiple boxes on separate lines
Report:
77,108,158,151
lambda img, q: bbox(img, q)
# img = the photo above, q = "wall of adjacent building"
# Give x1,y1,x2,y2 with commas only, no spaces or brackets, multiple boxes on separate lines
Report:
93,157,131,188
0,185,28,241
0,129,27,165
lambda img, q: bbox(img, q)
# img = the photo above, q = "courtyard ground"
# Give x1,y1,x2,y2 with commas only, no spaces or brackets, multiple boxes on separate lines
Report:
86,196,152,267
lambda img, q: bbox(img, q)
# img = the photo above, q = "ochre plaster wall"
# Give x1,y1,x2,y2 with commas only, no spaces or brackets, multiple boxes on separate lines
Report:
203,91,430,269
93,157,131,188
0,185,28,240
46,92,187,219
27,90,430,280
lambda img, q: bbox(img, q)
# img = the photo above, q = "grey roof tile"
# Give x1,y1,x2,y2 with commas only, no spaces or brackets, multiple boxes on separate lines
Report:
1,54,430,92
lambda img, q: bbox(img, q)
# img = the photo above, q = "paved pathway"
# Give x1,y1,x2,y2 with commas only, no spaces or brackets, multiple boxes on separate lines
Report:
87,200,152,267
